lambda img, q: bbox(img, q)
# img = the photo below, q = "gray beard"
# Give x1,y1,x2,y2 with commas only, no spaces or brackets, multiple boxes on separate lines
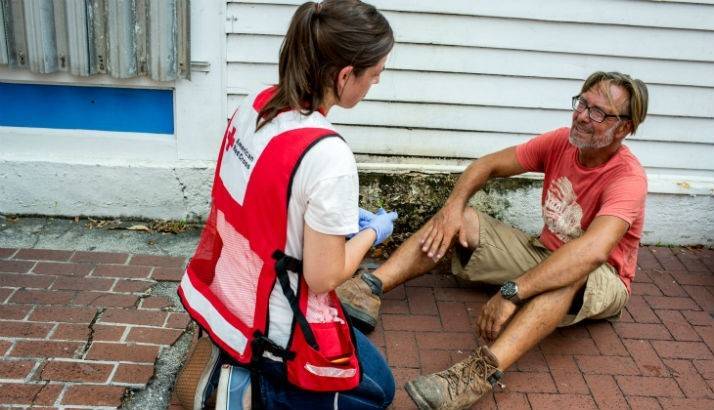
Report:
569,123,617,149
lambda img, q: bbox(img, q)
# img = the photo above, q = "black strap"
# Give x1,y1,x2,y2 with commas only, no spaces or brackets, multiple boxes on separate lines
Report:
248,331,296,410
251,332,295,361
272,250,319,350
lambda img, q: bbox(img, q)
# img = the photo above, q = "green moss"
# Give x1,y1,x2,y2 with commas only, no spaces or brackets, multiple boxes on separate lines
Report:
358,172,541,252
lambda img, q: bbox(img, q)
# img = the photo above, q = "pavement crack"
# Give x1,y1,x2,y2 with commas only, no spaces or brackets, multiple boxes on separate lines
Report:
121,331,194,410
82,308,106,357
29,218,49,248
30,380,50,406
54,219,78,239
172,169,190,209
153,241,171,256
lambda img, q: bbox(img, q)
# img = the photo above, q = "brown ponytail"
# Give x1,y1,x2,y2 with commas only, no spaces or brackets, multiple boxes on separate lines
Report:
256,0,394,130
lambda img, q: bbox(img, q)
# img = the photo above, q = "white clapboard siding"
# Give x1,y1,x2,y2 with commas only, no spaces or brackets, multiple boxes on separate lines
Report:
227,35,714,88
227,95,713,145
225,1,714,182
226,95,714,170
335,125,714,173
233,0,714,31
226,63,714,119
226,3,714,61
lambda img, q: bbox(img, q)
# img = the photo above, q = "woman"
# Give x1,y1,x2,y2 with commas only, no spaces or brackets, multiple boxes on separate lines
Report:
175,1,396,408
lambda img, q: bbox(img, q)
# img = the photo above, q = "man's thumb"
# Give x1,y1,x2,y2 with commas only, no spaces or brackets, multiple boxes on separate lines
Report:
459,229,468,247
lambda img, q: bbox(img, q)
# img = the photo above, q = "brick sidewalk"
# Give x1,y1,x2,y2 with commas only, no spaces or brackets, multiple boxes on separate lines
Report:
1,246,712,409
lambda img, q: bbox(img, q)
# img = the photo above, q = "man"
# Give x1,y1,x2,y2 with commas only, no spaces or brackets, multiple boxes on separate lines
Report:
337,71,649,409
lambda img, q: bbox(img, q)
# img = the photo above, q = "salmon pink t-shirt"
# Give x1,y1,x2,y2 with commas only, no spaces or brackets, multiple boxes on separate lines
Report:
515,127,647,293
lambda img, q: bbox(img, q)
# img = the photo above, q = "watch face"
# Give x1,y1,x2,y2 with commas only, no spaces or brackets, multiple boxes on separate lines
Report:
501,281,517,298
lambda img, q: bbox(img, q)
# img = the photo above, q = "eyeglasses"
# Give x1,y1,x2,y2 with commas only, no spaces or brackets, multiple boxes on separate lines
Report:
572,95,630,123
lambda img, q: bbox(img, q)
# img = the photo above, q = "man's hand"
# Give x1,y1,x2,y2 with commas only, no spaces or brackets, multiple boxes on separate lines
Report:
419,202,468,262
477,292,518,343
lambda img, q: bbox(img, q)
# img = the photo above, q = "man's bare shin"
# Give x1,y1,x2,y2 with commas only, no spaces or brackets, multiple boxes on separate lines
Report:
371,225,441,292
374,208,481,293
489,278,586,370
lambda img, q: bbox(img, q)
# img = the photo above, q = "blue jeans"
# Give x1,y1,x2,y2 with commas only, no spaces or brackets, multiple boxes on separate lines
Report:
257,330,395,409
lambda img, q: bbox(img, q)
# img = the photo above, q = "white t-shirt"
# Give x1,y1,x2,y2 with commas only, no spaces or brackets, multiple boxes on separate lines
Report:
223,90,359,349
269,137,359,348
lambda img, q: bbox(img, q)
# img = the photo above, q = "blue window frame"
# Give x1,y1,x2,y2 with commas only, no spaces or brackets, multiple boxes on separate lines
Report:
0,82,174,134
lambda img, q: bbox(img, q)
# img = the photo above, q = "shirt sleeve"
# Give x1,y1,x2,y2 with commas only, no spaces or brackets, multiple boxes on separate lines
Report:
516,128,568,173
298,137,359,236
596,174,647,226
304,173,359,235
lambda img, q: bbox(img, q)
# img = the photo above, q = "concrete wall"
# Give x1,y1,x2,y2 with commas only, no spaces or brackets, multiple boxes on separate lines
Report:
2,159,711,246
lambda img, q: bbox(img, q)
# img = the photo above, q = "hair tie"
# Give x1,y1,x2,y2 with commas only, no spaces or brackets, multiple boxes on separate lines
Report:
314,1,321,14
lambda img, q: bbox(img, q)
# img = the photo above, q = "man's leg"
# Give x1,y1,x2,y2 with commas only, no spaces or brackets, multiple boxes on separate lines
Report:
337,209,481,332
405,278,586,410
375,208,481,292
490,276,587,370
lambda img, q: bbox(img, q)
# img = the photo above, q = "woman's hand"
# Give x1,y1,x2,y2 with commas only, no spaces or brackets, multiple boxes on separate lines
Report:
365,208,398,245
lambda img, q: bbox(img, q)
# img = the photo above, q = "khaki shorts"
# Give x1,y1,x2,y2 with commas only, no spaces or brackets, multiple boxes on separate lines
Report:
452,211,629,327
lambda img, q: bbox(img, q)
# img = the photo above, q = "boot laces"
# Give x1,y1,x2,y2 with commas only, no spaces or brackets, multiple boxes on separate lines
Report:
438,348,494,400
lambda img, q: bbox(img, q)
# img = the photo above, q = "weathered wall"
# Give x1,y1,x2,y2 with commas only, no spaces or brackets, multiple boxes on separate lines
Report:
358,173,543,247
2,161,711,246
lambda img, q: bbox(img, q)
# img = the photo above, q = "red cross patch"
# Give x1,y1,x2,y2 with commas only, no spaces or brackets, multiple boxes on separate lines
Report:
225,126,237,152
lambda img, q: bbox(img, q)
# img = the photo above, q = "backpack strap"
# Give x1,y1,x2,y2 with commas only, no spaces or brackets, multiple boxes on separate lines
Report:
272,250,319,350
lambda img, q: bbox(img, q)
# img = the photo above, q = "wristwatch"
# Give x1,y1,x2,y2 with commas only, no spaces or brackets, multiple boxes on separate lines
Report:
500,281,523,305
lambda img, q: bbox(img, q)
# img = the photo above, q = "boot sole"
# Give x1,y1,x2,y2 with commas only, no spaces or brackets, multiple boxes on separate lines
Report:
342,303,377,333
404,381,433,410
176,338,221,410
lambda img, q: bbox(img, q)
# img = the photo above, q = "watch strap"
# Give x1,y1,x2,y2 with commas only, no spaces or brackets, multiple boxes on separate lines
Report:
508,292,524,305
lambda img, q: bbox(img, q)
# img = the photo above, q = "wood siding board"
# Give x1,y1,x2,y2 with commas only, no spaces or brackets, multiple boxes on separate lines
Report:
336,125,714,172
227,34,714,88
226,63,714,118
226,4,714,62
227,94,712,145
337,125,714,171
231,0,714,31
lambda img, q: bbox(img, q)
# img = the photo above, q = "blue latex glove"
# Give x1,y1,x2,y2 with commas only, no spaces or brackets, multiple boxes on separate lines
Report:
347,207,376,238
358,207,376,231
367,208,398,245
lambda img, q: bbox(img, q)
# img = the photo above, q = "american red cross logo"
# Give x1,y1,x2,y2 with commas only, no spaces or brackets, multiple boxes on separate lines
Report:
225,126,237,152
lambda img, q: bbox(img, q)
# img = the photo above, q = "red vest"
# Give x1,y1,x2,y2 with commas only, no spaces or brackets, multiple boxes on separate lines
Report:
178,87,361,391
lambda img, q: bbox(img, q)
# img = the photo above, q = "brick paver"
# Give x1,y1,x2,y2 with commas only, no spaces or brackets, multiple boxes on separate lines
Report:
0,246,712,409
0,249,187,409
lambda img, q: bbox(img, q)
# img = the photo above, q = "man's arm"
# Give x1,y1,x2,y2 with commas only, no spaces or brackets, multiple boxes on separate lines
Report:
516,215,629,299
477,215,629,342
421,146,526,261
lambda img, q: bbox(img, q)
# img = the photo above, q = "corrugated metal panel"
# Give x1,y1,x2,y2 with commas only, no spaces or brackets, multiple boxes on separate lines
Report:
106,0,136,78
148,0,175,81
23,0,57,73
65,0,91,76
0,0,189,81
8,0,27,68
0,1,8,65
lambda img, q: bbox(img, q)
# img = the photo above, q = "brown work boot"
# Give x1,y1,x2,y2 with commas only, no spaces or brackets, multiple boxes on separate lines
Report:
176,336,223,410
336,269,383,333
405,346,503,410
